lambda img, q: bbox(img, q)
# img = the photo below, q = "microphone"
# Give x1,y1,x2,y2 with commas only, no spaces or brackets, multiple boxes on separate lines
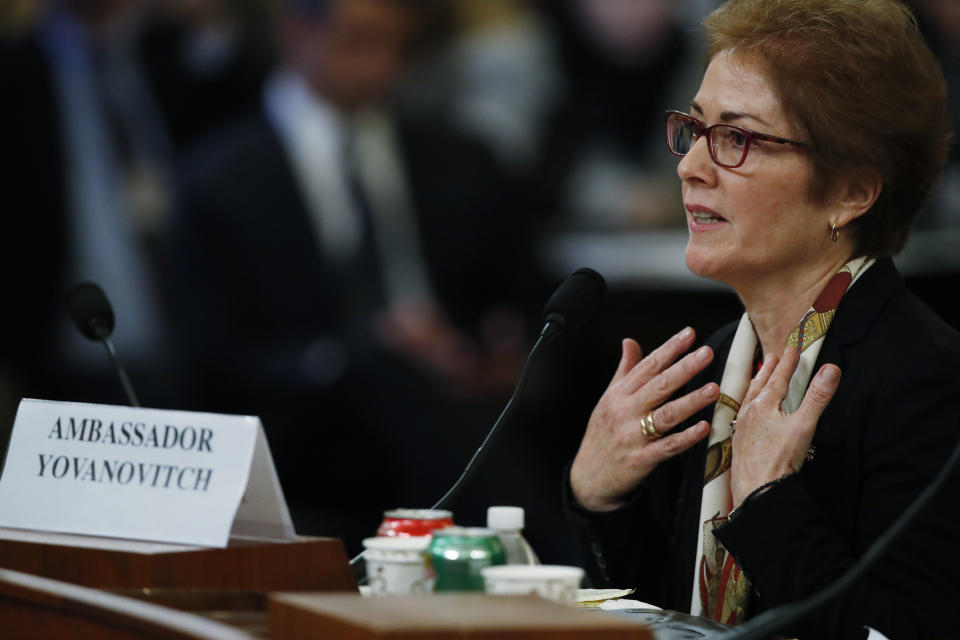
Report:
65,282,141,407
542,267,607,342
349,267,606,568
711,434,960,639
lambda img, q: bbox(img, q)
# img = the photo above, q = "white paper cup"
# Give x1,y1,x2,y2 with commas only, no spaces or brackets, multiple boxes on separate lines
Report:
362,536,433,595
481,565,585,605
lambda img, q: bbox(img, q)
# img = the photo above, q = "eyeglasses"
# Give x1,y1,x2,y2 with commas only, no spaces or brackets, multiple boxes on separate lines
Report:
664,110,806,168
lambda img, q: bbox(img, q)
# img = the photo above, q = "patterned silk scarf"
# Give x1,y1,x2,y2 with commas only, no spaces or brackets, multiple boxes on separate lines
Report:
690,257,874,624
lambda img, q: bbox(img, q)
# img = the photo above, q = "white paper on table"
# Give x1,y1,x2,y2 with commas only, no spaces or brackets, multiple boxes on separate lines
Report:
599,598,662,611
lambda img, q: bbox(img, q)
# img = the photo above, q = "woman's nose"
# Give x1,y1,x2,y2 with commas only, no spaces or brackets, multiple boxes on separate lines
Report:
677,135,716,187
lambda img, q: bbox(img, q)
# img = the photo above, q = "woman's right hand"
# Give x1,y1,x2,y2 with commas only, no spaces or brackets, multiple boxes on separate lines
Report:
570,327,719,511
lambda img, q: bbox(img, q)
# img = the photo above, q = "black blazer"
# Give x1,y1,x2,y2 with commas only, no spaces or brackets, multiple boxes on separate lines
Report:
565,258,960,639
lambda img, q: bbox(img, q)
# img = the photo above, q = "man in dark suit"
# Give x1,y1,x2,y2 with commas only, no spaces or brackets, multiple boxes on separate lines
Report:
171,0,550,554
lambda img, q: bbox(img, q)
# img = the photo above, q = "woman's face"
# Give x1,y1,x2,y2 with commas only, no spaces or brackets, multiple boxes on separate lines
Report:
679,51,837,292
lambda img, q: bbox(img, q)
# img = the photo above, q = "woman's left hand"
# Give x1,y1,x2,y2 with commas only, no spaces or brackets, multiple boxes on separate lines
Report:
730,346,842,509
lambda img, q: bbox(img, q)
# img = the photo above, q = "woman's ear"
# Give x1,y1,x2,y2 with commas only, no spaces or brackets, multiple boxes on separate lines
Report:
833,169,883,227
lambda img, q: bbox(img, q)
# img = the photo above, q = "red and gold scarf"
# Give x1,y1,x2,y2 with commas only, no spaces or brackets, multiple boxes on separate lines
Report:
691,257,874,624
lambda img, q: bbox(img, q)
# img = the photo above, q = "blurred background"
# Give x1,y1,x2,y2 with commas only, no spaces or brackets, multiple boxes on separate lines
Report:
1,0,958,566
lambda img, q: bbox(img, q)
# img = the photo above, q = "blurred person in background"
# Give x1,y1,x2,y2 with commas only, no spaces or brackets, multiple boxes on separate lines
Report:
527,0,711,231
140,0,275,147
403,0,711,232
399,0,720,234
171,0,550,556
396,0,560,174
910,0,960,228
0,0,272,429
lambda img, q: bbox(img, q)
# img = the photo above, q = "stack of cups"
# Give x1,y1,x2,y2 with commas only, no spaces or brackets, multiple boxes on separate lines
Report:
362,536,434,595
362,508,453,595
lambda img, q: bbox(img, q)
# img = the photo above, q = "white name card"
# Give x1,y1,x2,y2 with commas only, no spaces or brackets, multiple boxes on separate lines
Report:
0,398,295,548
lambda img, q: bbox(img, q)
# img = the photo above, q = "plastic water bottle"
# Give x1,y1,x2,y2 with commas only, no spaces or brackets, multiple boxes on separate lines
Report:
486,506,539,565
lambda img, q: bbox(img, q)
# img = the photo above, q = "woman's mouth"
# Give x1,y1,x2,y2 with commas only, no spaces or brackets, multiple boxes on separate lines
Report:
691,211,724,223
686,205,726,226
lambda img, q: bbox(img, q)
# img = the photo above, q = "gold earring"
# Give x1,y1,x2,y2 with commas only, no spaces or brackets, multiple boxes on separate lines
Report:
830,222,840,242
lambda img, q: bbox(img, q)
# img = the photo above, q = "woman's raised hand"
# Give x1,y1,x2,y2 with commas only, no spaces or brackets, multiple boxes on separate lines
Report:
570,327,720,512
729,346,842,509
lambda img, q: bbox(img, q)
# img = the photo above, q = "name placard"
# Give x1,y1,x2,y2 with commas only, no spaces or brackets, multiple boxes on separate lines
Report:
0,399,295,547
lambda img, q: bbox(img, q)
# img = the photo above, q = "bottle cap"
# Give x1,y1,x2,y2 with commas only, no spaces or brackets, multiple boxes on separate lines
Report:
487,506,524,530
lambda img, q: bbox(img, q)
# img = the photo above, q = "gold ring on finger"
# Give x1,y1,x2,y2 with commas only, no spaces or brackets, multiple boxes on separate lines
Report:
641,411,661,440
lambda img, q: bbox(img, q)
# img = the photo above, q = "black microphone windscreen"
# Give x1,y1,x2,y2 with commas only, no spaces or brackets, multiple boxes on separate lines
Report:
66,282,115,341
542,267,606,336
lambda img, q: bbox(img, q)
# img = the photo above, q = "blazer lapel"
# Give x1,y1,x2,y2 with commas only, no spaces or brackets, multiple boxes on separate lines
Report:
815,257,904,371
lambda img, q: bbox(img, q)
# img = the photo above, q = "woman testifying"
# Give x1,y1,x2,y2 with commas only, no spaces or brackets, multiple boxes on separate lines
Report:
565,0,960,637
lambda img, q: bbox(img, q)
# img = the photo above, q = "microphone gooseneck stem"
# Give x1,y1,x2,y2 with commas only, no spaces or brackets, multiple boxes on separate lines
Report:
348,327,555,569
429,330,550,513
712,431,960,640
100,337,141,408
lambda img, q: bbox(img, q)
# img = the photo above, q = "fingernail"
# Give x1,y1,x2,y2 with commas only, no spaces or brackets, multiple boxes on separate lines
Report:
820,366,839,383
696,346,710,361
681,327,694,339
701,384,717,397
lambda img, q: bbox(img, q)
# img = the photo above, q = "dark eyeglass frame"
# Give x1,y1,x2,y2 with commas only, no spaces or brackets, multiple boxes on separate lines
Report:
664,110,806,168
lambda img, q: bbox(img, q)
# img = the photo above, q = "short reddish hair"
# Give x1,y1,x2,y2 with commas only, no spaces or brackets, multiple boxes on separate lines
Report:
704,0,950,256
